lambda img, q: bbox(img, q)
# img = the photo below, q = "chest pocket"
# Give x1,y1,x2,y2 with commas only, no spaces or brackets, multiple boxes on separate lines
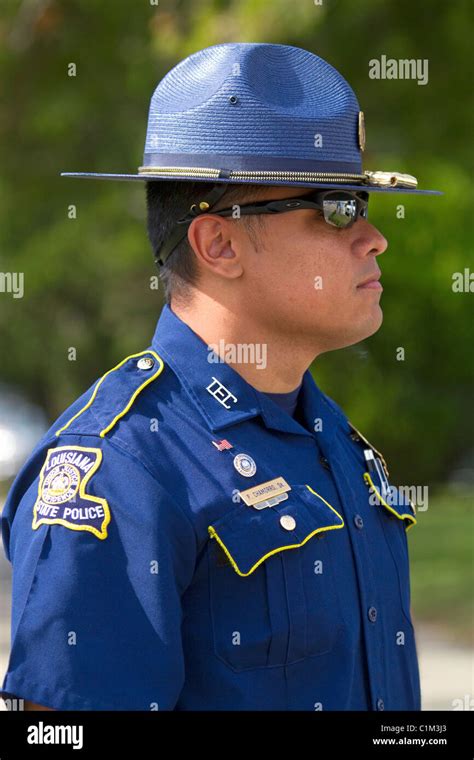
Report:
207,483,346,671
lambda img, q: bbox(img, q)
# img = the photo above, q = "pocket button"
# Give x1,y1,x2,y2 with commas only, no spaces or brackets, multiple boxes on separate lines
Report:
280,514,296,531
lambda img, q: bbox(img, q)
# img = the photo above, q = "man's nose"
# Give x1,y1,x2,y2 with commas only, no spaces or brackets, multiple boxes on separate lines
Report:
352,219,388,258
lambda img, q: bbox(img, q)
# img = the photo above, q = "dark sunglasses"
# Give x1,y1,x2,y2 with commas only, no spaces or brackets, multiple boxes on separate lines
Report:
156,189,369,266
211,189,369,228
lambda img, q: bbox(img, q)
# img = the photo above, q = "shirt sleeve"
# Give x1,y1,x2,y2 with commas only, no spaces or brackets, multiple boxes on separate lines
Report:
0,434,197,710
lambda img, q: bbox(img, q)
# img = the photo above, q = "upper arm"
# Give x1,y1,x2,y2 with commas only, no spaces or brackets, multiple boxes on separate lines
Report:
1,436,197,710
24,700,55,711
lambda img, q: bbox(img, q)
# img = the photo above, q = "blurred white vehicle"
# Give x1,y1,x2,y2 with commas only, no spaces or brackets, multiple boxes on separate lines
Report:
0,384,48,482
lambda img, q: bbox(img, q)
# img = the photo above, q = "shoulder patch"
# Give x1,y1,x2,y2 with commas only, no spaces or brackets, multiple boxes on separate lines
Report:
32,446,111,540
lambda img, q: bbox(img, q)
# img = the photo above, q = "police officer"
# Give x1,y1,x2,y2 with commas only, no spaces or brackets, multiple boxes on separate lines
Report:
1,43,441,711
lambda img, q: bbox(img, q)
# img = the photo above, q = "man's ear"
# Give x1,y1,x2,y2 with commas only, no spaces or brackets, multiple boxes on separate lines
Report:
187,215,243,278
207,236,236,259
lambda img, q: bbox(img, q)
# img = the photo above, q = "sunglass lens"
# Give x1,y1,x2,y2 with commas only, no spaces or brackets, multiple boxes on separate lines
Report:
323,197,358,228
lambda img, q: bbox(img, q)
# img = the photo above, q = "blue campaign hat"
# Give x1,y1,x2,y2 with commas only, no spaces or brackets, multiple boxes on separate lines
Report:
61,42,442,196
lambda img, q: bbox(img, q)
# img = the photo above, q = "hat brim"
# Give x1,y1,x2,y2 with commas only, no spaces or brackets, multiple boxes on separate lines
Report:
60,172,443,195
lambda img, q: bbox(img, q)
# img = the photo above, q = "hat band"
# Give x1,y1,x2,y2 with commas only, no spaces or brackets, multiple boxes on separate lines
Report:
138,164,418,189
142,152,362,174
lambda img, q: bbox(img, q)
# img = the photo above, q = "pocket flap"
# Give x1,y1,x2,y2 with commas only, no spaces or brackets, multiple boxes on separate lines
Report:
363,472,417,531
207,484,344,577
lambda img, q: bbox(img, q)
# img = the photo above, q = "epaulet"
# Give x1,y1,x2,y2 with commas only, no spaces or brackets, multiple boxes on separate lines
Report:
55,349,164,439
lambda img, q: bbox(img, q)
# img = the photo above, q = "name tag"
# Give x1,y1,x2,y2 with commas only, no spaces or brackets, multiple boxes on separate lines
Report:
239,477,291,510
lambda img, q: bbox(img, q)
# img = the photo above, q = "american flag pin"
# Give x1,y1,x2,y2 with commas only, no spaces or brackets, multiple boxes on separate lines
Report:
212,439,233,451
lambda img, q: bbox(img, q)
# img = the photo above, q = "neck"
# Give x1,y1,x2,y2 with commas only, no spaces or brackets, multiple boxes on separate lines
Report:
169,296,319,393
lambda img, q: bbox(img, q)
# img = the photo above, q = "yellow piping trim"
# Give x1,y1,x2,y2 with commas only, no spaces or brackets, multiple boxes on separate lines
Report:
32,446,111,540
207,484,345,577
363,472,416,531
55,350,164,438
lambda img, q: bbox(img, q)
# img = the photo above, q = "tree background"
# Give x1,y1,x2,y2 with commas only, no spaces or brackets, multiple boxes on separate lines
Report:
0,1,472,634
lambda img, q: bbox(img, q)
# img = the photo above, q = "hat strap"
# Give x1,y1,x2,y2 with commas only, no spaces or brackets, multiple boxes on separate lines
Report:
155,171,231,266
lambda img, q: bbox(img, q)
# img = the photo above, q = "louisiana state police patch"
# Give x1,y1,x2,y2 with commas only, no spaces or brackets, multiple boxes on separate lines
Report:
32,446,111,540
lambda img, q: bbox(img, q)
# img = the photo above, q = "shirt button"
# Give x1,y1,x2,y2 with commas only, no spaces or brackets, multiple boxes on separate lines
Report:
354,514,364,529
377,698,385,711
350,432,361,442
137,356,155,370
280,515,296,531
319,456,330,470
368,606,378,623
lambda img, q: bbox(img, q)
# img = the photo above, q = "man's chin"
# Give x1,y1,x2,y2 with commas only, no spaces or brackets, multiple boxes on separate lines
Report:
357,304,384,341
364,303,384,336
321,307,384,352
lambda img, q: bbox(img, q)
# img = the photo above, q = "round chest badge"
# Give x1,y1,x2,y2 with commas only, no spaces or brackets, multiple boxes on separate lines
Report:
42,464,80,505
233,453,257,478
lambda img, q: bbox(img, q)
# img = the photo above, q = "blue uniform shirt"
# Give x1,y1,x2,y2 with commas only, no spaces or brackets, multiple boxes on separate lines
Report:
260,383,302,418
1,304,421,711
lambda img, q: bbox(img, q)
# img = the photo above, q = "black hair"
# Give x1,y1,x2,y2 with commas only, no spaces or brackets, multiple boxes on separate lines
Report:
145,180,270,304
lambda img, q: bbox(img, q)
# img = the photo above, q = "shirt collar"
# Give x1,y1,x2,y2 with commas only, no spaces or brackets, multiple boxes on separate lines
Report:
151,304,347,440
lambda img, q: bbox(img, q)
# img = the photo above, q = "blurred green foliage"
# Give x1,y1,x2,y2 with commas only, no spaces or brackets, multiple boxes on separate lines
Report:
410,487,473,642
0,0,472,492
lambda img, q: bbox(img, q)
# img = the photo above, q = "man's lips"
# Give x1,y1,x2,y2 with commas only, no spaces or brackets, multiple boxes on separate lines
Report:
357,272,383,290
